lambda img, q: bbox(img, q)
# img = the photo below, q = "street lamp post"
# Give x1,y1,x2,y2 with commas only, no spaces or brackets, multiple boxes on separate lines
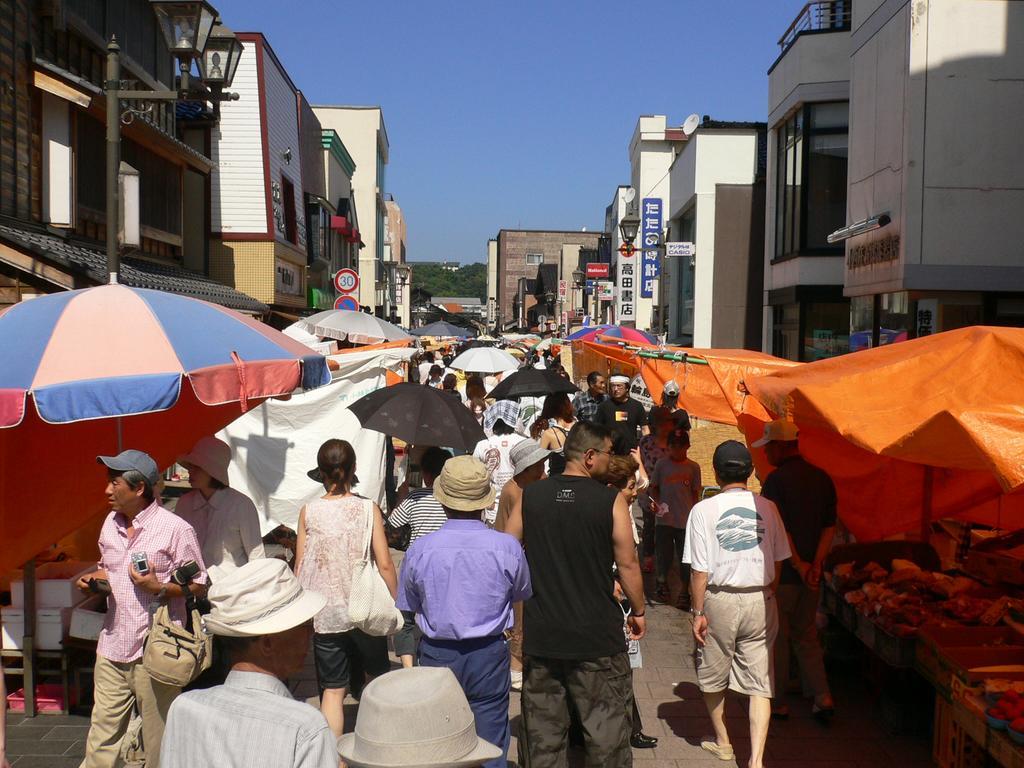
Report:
105,2,242,283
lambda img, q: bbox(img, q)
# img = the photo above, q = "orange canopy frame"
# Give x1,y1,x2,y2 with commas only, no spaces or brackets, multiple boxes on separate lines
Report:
745,326,1024,540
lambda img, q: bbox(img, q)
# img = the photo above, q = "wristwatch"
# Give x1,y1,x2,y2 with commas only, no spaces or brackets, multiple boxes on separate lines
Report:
690,608,705,617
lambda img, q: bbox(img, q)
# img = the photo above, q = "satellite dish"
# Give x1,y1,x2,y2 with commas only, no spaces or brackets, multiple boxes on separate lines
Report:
623,188,636,204
682,113,700,136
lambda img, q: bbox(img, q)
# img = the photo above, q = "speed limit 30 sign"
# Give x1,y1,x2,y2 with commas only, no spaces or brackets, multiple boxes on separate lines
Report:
333,268,359,295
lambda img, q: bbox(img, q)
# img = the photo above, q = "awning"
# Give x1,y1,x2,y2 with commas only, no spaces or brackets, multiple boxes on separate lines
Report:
330,215,352,234
0,222,268,314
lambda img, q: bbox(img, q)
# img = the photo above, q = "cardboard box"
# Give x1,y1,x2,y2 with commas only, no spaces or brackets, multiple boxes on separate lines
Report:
10,561,96,609
1,606,69,650
69,594,107,642
917,625,1024,694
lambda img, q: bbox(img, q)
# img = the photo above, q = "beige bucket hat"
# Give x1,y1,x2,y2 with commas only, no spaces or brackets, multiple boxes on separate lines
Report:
431,455,495,512
178,435,232,487
338,667,502,768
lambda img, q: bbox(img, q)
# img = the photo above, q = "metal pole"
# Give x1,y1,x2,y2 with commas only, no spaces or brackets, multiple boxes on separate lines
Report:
22,559,36,717
105,37,121,284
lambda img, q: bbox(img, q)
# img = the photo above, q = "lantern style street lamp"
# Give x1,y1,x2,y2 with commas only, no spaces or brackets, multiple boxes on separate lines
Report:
104,1,241,284
619,207,640,246
151,0,217,58
199,21,243,88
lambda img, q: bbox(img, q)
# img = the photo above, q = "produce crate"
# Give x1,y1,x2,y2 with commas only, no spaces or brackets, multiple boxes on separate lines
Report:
990,728,1024,768
839,598,858,631
874,625,917,668
855,611,876,647
935,695,955,768
951,691,989,747
966,530,1024,587
917,625,1024,697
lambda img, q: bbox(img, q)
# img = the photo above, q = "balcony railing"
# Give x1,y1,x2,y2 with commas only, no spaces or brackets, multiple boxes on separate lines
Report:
778,0,852,51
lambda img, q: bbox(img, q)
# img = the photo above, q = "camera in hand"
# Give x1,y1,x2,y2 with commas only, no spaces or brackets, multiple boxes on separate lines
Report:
171,560,201,586
130,551,150,575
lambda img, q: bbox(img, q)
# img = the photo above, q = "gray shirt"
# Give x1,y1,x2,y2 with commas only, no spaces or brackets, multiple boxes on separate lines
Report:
160,670,336,768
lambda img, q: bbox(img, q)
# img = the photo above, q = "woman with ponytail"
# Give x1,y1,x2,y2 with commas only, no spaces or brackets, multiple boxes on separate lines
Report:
294,439,398,741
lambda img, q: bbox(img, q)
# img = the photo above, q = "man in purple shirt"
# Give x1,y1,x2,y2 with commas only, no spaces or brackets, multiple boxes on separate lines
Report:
397,455,532,768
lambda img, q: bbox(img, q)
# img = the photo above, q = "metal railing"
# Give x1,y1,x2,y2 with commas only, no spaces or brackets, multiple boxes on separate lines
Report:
778,0,852,51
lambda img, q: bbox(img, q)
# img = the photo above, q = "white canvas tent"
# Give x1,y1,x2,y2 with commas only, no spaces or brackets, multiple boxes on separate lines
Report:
219,346,415,534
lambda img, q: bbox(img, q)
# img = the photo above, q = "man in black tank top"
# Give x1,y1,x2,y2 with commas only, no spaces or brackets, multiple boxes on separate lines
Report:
505,422,646,768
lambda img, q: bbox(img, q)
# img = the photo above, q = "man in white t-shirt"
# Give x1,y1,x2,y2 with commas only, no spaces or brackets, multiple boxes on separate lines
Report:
683,440,790,768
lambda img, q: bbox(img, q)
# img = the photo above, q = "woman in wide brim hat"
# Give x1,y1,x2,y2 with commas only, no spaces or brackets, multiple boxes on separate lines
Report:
174,436,266,583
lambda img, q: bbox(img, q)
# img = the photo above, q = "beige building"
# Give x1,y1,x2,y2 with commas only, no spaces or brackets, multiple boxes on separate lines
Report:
384,196,410,327
312,106,390,314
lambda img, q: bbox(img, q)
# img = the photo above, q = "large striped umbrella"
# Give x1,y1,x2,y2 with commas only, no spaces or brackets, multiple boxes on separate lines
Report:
0,284,331,572
566,324,658,345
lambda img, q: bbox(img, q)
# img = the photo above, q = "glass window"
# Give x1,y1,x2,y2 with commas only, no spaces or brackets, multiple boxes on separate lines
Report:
774,102,847,258
772,303,800,362
850,295,874,351
879,291,911,346
802,302,851,360
526,253,544,265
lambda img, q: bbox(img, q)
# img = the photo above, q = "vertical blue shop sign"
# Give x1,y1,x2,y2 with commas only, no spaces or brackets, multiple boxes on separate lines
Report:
640,197,661,298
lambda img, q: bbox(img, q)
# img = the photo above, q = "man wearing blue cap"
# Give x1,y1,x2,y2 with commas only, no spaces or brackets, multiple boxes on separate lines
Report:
77,449,207,768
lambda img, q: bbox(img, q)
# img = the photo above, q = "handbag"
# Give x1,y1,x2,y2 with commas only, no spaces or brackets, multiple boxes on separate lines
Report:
143,599,212,687
348,498,403,636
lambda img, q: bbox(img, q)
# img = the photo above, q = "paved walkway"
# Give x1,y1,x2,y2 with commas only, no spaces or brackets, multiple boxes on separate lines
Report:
5,579,934,767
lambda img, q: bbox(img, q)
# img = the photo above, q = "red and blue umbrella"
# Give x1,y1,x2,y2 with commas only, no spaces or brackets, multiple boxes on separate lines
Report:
0,284,331,572
566,324,658,345
0,285,330,426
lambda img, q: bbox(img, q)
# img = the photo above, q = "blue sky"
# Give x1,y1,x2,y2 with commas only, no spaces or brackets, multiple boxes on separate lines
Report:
214,0,807,264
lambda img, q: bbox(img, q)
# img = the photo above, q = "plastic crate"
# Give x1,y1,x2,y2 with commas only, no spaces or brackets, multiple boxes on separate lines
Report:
935,696,955,768
856,611,876,647
6,683,66,713
874,625,917,668
990,728,1024,768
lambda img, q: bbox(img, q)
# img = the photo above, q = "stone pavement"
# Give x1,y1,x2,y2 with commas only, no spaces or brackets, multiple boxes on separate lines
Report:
5,577,935,768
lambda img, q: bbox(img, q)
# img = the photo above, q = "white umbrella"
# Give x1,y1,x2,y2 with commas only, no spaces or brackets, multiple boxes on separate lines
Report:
282,322,337,355
302,309,412,345
450,347,520,373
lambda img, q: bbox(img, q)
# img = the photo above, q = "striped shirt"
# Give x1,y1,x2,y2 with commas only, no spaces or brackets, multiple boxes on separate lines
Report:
388,488,447,543
97,501,207,663
161,670,336,768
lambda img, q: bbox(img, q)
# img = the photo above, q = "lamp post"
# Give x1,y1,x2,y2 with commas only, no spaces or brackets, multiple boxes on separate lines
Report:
105,3,242,283
618,204,640,247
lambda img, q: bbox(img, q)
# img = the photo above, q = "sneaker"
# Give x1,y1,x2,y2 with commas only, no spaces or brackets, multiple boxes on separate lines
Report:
655,584,669,602
510,669,523,692
630,732,658,749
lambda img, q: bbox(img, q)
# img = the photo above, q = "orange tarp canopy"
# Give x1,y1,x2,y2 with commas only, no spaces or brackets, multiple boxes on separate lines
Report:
745,326,1024,540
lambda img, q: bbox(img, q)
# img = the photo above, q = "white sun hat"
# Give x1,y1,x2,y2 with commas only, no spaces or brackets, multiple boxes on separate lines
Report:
203,559,325,637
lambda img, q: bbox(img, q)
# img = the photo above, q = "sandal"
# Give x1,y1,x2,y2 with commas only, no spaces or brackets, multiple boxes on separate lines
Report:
700,740,735,761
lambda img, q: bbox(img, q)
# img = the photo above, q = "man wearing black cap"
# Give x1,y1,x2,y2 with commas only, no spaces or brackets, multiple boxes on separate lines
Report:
682,441,791,768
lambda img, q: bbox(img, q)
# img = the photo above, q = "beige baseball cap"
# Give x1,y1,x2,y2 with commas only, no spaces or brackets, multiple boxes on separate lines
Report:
751,419,799,447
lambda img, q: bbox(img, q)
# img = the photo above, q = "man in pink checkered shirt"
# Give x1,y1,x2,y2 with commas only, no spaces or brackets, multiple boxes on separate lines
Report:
76,450,207,768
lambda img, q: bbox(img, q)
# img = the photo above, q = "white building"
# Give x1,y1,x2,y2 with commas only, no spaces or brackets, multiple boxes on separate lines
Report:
627,116,687,332
763,0,1024,362
843,0,1024,340
665,121,766,348
605,186,634,326
763,3,852,361
313,106,390,314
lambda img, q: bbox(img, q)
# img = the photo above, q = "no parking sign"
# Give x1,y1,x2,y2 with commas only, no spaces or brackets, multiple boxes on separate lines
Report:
334,295,359,311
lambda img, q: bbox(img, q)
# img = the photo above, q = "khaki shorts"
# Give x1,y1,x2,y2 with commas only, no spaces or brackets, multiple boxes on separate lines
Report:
695,587,778,698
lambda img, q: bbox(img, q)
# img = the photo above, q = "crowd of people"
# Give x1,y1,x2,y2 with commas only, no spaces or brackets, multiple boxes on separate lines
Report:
46,338,840,768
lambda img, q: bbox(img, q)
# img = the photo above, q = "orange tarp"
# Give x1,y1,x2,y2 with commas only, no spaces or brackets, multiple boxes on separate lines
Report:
745,326,1024,539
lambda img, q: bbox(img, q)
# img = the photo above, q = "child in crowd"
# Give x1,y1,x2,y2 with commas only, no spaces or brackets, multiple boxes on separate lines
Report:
649,427,702,607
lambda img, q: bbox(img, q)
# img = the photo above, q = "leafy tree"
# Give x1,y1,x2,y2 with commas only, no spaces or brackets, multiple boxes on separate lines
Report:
410,262,487,301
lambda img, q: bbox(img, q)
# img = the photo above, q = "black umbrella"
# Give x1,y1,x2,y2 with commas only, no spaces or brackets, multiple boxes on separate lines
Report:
347,383,485,450
488,368,579,400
